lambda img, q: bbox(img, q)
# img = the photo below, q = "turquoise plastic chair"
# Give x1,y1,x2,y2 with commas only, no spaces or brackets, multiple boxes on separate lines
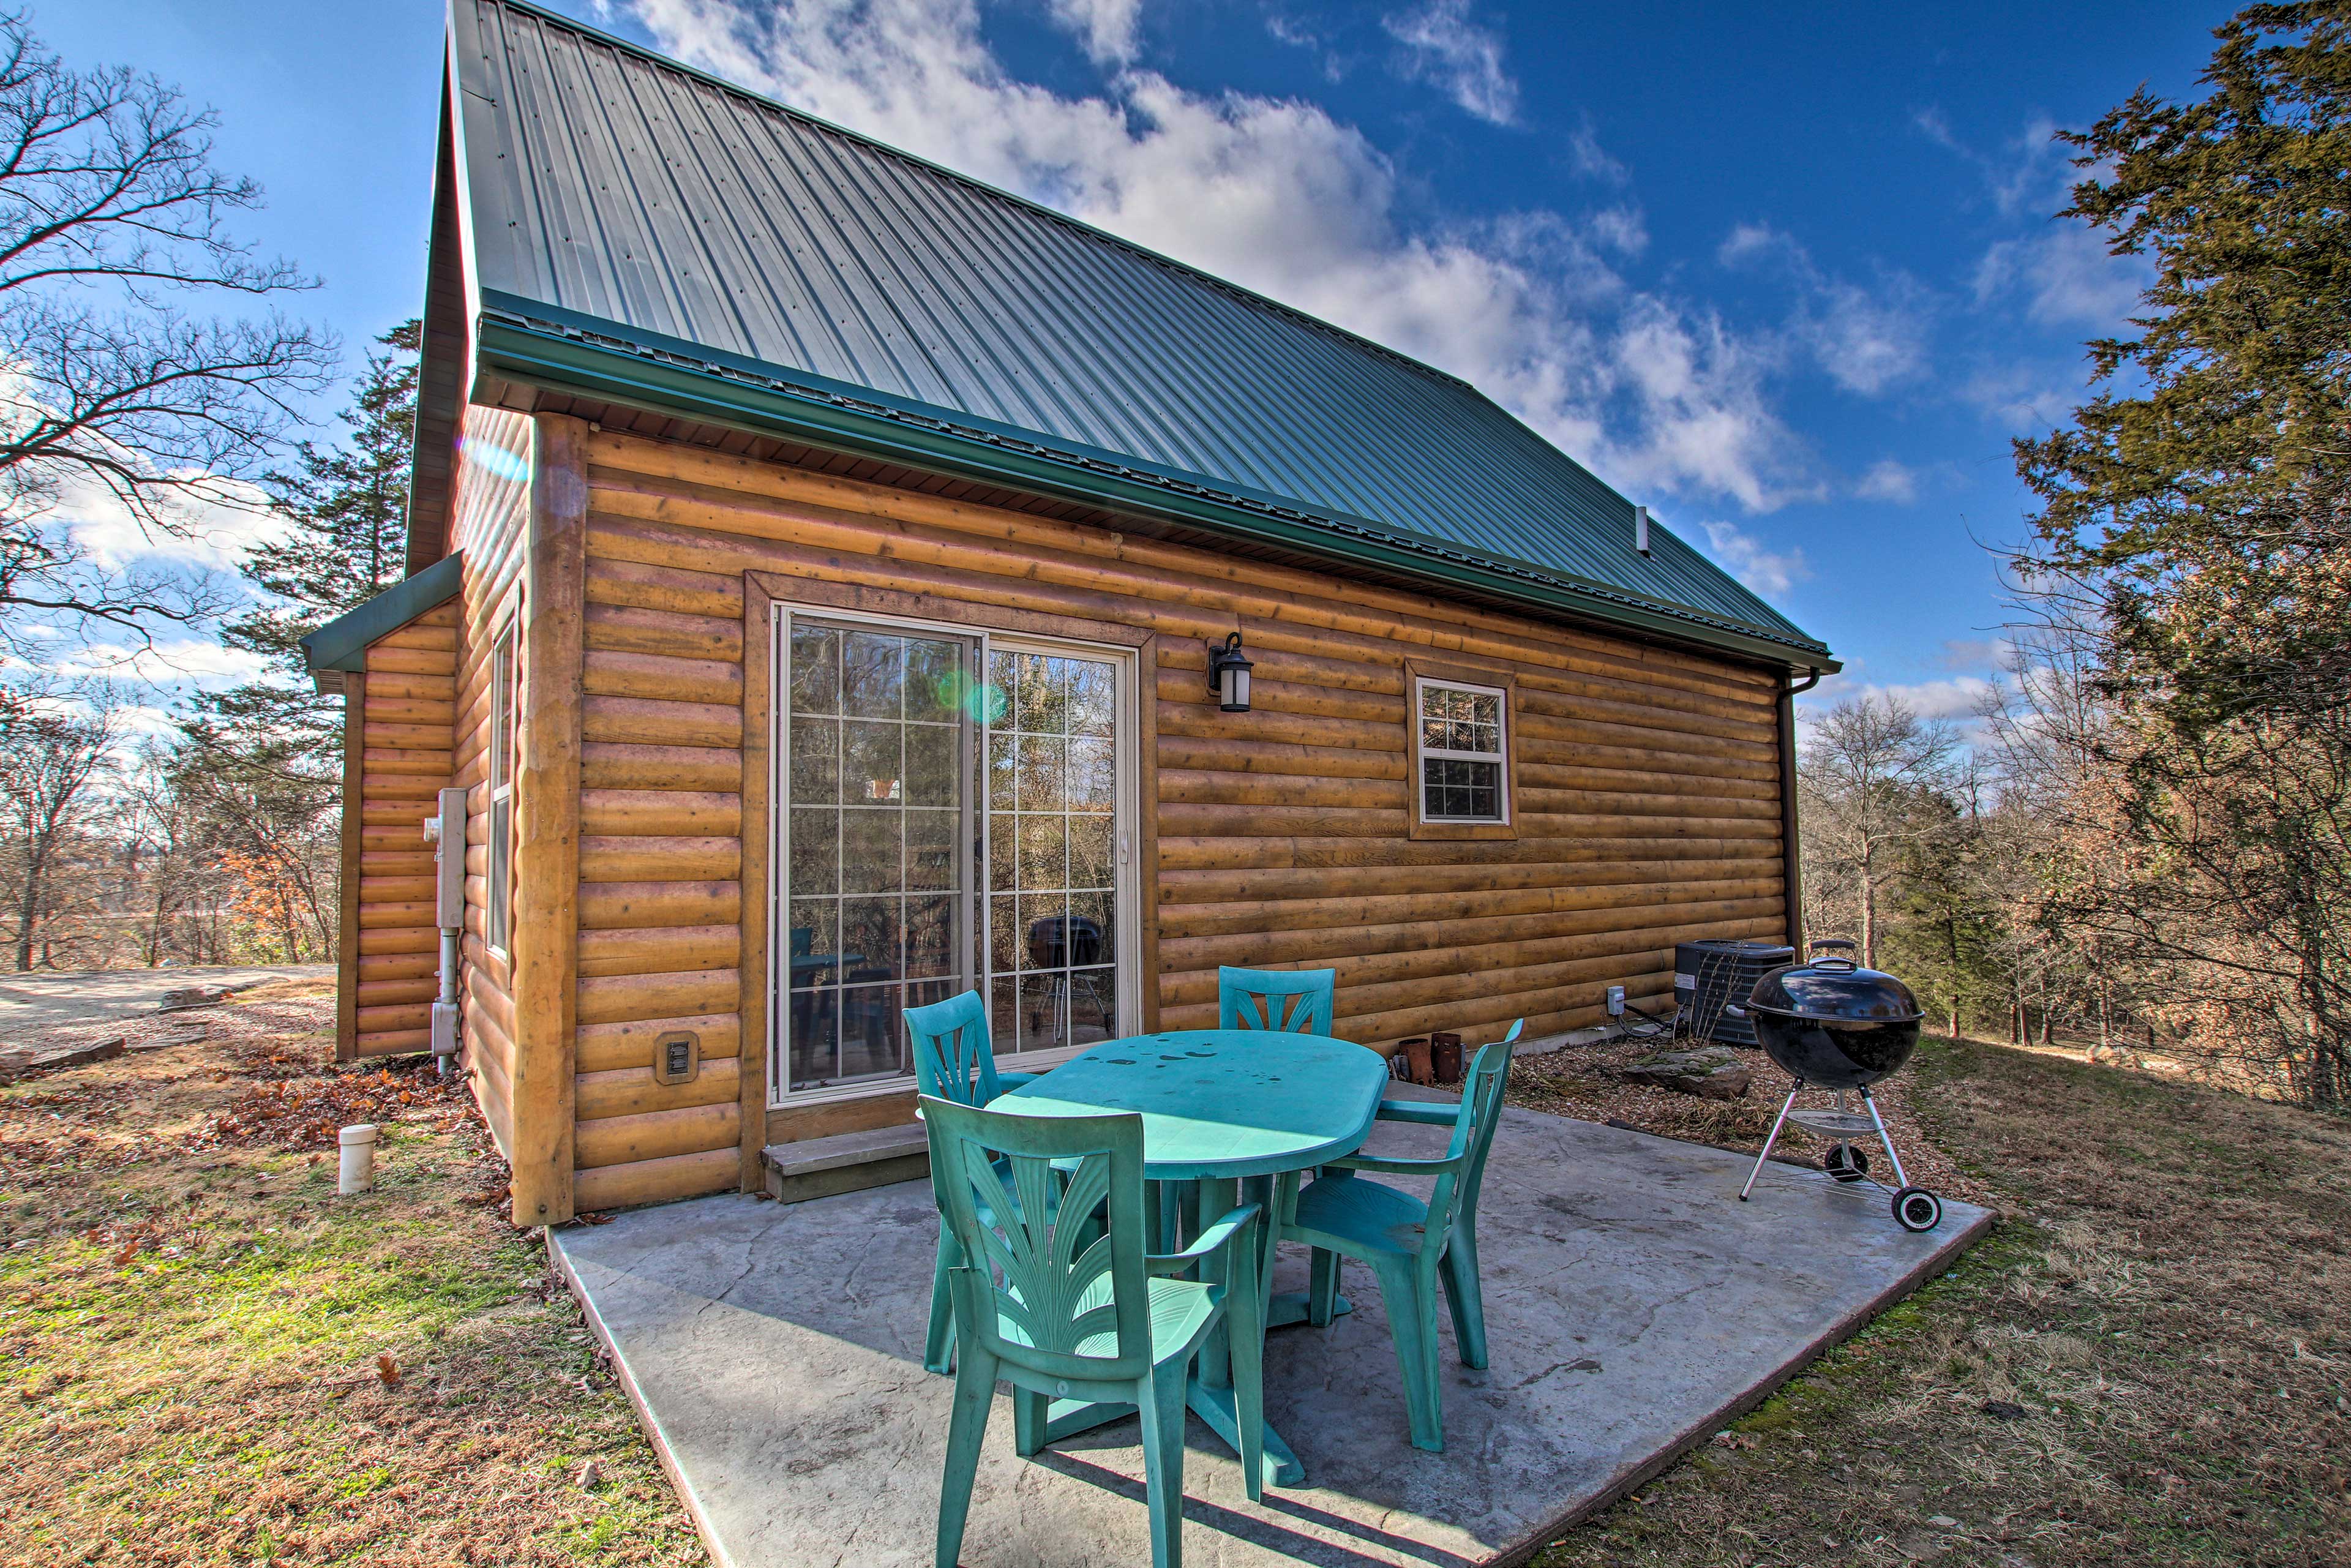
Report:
925,1096,1264,1568
1280,1019,1521,1452
1217,966,1335,1034
906,989,1041,1374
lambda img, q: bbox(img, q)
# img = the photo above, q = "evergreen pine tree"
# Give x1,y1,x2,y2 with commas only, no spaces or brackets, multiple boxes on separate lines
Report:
194,319,421,770
162,320,422,962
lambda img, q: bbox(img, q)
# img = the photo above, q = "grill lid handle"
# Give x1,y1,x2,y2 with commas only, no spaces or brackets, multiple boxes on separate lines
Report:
1807,937,1860,971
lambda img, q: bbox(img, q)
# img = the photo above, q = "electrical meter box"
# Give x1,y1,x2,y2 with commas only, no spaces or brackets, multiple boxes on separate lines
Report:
427,787,466,929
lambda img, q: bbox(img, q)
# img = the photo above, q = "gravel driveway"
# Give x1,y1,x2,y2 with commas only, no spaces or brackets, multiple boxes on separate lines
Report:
0,964,332,1048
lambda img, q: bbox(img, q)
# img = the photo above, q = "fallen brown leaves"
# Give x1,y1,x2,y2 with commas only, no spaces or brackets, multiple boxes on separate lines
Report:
1510,1027,1982,1204
200,1063,464,1153
0,978,703,1568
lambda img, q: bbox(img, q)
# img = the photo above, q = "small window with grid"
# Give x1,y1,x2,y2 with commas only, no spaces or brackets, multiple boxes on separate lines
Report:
1415,678,1508,824
487,624,517,955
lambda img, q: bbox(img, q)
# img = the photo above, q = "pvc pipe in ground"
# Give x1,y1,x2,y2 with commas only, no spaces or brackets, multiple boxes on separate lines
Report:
339,1124,379,1196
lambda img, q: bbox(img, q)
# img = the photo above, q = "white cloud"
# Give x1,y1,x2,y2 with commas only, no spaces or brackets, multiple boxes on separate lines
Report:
1802,277,1929,396
1974,222,2145,329
1698,519,1807,598
1920,108,2149,332
1793,674,2003,748
1914,107,2070,218
1587,203,1647,257
1565,121,1628,184
60,470,284,576
1381,0,1518,126
1042,0,1144,67
1845,674,1998,721
626,0,1813,512
1717,222,1930,397
1856,458,1918,504
1615,307,1805,511
44,637,274,687
1939,636,2006,670
1262,12,1346,83
1960,363,2073,431
1715,220,1785,268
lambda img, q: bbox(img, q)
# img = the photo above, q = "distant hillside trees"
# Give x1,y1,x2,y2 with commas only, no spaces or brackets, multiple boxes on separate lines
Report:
1802,1,2351,1107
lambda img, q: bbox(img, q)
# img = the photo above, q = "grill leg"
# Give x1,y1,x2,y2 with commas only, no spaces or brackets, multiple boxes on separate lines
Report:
1740,1083,1802,1201
1859,1087,1910,1188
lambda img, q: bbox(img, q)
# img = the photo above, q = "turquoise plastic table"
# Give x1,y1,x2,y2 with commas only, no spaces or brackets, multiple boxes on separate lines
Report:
995,1029,1390,1487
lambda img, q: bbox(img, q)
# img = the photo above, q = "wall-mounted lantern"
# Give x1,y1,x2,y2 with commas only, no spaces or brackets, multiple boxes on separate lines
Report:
1207,631,1254,713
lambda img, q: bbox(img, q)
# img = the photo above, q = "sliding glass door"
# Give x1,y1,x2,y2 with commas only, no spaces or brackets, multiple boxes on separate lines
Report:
771,609,1136,1104
985,643,1125,1060
779,620,977,1093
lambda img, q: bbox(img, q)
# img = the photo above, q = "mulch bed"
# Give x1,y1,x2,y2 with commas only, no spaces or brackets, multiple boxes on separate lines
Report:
1507,1026,1985,1207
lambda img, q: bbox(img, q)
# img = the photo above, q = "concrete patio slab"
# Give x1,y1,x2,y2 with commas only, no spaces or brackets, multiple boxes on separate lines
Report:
552,1106,1989,1568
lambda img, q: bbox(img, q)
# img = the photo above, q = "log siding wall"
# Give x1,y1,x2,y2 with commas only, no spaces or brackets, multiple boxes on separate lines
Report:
346,604,459,1060
561,427,1792,1206
449,404,532,1160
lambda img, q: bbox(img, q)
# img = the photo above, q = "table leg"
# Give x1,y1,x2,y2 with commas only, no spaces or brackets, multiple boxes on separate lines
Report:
1039,1391,1303,1490
1267,1167,1353,1327
1187,1379,1303,1489
1192,1175,1240,1388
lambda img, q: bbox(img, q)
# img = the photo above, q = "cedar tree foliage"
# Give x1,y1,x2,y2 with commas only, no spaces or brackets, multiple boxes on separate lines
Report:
2013,1,2351,1101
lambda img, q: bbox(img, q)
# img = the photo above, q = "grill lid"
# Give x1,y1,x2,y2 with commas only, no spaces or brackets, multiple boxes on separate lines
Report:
1749,949,1923,1024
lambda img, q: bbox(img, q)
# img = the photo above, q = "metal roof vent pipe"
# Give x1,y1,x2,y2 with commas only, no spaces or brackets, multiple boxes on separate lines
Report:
1634,505,1652,557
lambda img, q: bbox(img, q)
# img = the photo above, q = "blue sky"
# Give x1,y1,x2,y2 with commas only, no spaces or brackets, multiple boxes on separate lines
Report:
49,0,2230,718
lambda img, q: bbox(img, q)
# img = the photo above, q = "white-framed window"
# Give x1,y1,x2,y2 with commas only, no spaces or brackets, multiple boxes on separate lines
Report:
768,604,1141,1106
1415,675,1510,824
486,622,518,956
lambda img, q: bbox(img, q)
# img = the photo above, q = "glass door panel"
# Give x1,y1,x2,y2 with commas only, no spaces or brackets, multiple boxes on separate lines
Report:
985,647,1123,1059
781,619,975,1095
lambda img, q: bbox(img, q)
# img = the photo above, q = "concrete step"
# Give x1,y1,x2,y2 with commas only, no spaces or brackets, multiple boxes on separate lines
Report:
762,1123,928,1205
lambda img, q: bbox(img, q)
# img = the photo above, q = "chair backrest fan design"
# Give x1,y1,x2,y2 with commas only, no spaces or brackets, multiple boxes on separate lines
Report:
925,1097,1152,1383
1217,965,1335,1035
907,989,1002,1107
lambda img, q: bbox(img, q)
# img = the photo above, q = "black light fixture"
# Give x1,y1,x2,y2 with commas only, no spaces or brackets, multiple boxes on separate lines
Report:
1207,630,1253,713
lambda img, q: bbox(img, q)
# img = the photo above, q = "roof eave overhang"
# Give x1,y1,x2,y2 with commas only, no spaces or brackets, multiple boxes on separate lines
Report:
299,552,467,694
471,305,1839,675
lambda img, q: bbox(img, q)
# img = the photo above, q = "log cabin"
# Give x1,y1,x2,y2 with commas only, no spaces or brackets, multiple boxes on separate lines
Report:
304,0,1838,1227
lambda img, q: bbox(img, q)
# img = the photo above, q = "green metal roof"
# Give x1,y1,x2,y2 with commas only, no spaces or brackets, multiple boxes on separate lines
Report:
424,0,1830,667
300,552,465,691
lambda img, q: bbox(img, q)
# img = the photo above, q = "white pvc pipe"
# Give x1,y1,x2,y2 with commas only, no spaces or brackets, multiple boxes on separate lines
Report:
338,1123,379,1196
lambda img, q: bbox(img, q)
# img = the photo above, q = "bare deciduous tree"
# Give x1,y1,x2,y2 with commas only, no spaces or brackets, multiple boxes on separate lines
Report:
0,684,116,970
0,9,332,651
1799,694,1956,969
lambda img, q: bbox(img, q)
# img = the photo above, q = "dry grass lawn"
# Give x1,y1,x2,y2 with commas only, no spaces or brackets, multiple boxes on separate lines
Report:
1528,1034,2351,1567
0,978,702,1567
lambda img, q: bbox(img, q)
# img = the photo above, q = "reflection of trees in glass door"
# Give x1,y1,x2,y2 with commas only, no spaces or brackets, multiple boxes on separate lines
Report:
986,646,1123,1057
781,620,974,1093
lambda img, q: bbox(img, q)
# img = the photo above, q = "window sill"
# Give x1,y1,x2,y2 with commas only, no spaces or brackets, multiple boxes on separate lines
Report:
1408,816,1518,842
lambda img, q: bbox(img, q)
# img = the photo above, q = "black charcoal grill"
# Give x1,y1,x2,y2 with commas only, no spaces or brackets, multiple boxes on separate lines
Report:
1735,939,1944,1232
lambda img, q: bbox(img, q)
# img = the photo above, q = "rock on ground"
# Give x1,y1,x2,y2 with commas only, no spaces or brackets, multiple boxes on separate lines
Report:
1621,1045,1755,1100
